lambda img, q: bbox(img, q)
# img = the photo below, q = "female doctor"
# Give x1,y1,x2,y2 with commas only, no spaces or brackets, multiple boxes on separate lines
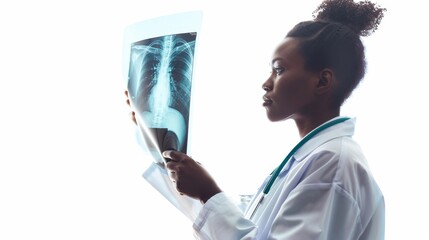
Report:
127,0,386,239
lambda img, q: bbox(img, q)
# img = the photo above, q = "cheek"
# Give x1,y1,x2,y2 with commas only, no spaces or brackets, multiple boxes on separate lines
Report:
275,78,302,101
275,76,314,109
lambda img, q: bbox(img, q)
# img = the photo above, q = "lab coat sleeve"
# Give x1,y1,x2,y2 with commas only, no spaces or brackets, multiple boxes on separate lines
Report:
193,192,258,240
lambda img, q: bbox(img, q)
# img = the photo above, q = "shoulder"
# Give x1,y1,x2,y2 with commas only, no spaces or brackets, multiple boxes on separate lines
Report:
297,136,369,187
311,135,367,167
318,136,372,184
305,136,382,204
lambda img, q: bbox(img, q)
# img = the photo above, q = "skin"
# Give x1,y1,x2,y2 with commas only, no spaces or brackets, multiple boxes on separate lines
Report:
126,37,342,204
262,37,339,138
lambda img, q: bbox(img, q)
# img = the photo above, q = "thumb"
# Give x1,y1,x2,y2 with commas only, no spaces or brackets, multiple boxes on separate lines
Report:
162,150,179,162
162,150,173,158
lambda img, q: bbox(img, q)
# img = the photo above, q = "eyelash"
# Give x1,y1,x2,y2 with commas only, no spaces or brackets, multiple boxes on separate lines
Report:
273,67,284,75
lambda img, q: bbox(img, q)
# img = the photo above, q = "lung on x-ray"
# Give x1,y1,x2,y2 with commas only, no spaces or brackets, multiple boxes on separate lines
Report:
127,32,196,163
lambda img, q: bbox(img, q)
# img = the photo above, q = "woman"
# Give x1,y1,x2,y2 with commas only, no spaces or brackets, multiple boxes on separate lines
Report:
129,0,386,239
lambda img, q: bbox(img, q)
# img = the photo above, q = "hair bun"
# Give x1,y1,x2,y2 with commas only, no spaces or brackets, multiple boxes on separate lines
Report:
312,0,386,36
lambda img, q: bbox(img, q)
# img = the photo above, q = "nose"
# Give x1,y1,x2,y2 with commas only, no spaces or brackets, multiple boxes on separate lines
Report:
262,79,272,92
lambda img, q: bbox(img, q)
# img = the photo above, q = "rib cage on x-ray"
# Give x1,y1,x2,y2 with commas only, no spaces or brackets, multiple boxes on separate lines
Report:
128,33,196,155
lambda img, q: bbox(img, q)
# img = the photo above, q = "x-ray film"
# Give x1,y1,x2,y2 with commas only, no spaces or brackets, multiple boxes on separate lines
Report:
123,11,202,165
123,11,205,221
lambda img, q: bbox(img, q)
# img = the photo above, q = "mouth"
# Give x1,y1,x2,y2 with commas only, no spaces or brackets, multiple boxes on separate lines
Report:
262,95,272,106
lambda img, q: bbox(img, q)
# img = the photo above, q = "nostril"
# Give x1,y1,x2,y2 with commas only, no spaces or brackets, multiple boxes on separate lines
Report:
263,86,272,91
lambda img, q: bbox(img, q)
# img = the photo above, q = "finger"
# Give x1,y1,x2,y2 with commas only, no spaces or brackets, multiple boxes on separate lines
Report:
166,160,180,172
162,150,185,162
170,179,182,195
129,111,137,124
168,170,177,181
162,150,174,159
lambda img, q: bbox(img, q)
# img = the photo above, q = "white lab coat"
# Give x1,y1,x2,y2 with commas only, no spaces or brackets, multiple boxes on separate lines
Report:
143,117,385,239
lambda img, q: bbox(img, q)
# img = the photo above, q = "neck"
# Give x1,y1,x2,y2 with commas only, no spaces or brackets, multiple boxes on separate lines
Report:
294,110,340,138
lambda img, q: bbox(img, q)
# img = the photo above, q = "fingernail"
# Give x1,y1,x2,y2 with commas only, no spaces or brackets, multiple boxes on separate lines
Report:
162,151,169,157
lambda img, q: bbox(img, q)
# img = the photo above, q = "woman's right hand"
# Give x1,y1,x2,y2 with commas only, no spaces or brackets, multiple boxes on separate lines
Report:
124,90,137,125
163,150,222,204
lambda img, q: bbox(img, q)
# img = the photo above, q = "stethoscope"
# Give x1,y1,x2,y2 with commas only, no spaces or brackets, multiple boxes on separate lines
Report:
245,117,351,220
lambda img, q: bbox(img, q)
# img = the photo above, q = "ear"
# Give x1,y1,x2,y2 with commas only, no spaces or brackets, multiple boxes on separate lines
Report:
315,68,335,94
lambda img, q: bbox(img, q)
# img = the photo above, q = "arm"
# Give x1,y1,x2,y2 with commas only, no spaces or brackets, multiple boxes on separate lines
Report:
163,150,260,239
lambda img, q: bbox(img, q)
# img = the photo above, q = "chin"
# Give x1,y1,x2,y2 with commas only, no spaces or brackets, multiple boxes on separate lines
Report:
266,111,291,122
266,114,282,122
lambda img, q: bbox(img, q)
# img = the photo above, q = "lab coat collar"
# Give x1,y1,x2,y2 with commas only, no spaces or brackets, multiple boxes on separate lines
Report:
292,116,356,162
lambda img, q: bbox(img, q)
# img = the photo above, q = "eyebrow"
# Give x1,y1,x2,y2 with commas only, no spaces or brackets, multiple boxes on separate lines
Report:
271,57,281,65
271,57,286,67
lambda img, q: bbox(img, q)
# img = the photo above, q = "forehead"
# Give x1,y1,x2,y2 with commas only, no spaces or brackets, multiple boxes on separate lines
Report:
272,37,304,65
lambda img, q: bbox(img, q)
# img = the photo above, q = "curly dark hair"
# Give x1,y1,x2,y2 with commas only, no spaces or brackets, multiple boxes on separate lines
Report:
286,0,386,107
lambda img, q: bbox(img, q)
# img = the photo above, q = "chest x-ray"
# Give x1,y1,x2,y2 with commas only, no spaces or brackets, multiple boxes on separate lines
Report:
123,11,203,220
127,32,197,164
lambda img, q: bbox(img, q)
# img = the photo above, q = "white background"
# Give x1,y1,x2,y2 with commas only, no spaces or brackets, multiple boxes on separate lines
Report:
0,0,427,239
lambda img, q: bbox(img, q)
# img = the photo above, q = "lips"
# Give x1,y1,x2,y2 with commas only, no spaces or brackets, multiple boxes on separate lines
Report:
262,95,272,106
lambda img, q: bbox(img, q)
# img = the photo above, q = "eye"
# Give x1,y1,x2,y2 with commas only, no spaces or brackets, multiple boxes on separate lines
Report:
273,67,284,75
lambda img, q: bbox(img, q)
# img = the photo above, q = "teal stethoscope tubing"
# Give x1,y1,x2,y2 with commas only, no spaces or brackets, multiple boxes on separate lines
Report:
263,117,351,195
